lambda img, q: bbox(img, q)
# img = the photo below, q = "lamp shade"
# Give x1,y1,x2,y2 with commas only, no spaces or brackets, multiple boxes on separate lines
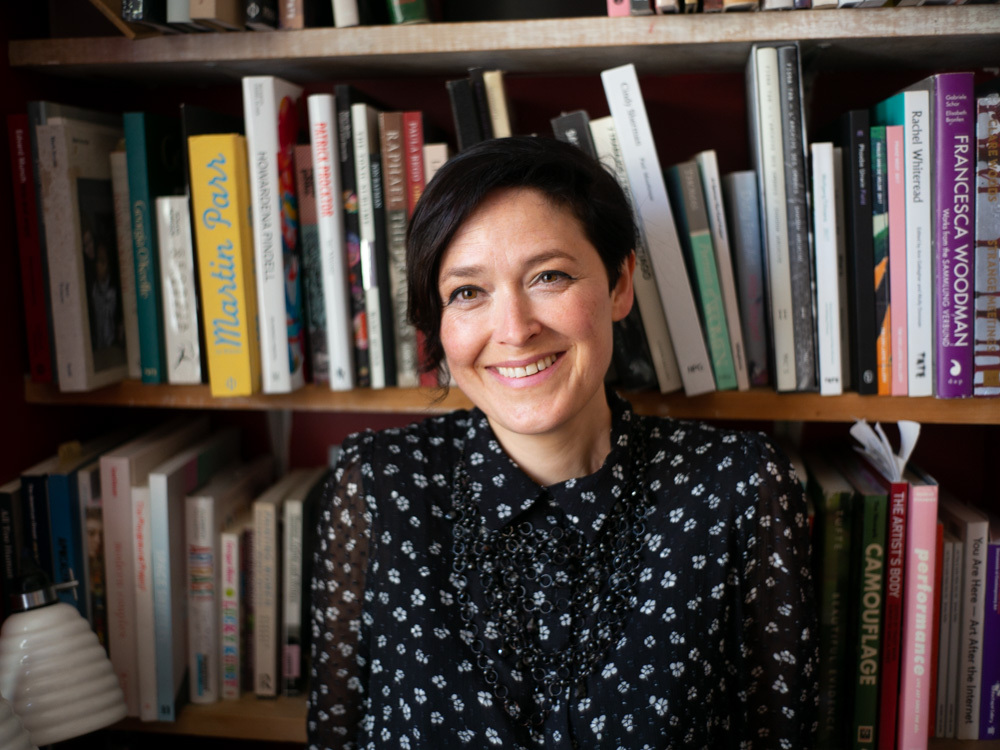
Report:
0,601,127,746
0,691,36,750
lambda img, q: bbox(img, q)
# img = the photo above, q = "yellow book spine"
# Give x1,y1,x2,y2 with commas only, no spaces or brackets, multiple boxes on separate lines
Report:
188,134,262,397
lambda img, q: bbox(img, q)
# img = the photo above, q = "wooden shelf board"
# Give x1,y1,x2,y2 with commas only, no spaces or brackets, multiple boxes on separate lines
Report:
24,378,1000,424
9,8,1000,82
111,693,306,741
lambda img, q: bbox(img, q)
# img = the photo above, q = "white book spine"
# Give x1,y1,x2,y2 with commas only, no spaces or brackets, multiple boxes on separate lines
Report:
810,142,843,396
307,94,355,391
904,89,934,397
100,454,140,716
243,75,304,394
187,495,219,704
157,195,202,385
332,0,360,26
351,102,387,389
589,115,682,394
254,499,280,697
753,46,796,392
110,150,143,380
696,149,750,391
220,528,242,700
132,486,158,721
600,64,714,396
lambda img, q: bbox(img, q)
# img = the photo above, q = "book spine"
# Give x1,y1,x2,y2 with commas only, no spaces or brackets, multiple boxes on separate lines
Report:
148,474,177,721
722,171,770,388
886,125,909,396
588,115,682,394
601,63,714,396
811,143,844,396
552,110,596,158
973,92,1000,397
387,0,429,23
294,143,328,385
840,109,878,394
979,542,1000,738
749,47,796,392
379,111,419,387
870,126,892,395
188,134,262,397
254,500,279,697
78,464,108,645
46,473,86,616
220,528,242,699
334,88,371,387
446,78,483,153
186,495,218,704
100,454,140,715
402,111,426,218
935,536,954,738
132,486,158,721
123,113,166,384
110,150,143,381
282,499,304,694
20,474,52,579
832,149,852,390
607,0,630,13
157,195,202,385
896,482,939,750
0,487,20,621
696,150,750,391
482,70,513,139
241,526,255,692
307,95,355,391
928,522,945,739
945,536,964,737
932,73,976,398
332,0,360,26
245,0,278,28
242,76,306,393
6,113,53,383
776,45,816,392
903,88,934,397
876,481,908,750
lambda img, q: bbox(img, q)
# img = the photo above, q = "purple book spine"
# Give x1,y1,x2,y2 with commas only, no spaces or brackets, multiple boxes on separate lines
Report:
934,72,976,398
978,543,1000,738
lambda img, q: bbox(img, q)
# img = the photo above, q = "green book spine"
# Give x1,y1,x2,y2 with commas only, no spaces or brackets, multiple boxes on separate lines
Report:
386,0,429,24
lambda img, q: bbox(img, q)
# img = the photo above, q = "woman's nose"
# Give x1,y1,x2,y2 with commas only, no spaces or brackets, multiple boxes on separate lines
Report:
494,292,541,347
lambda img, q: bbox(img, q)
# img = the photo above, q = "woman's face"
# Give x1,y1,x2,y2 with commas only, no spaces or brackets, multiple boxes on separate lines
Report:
438,187,634,444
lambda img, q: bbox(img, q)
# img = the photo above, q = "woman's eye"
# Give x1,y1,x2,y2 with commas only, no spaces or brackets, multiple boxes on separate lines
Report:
537,270,571,284
447,287,480,304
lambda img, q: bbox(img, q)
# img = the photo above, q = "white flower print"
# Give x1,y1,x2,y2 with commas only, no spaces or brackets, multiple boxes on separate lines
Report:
691,555,706,569
640,599,656,614
458,729,475,743
414,687,427,704
392,607,407,622
650,696,669,716
451,694,465,712
485,727,502,745
591,715,607,739
388,568,401,584
431,675,447,689
661,571,677,588
478,691,493,708
497,503,512,519
670,662,685,677
411,589,426,606
601,663,618,679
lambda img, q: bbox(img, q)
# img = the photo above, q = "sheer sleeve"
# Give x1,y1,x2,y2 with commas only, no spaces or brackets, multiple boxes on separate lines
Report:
308,437,372,750
738,434,819,749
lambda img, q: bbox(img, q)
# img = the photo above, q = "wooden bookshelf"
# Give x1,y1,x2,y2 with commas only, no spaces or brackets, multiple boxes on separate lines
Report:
24,378,1000,425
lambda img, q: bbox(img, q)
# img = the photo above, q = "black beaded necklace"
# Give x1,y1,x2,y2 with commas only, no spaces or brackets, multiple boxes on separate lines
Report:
448,424,651,743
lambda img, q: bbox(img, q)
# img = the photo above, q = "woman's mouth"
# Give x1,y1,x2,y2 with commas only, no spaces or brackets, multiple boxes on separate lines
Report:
495,354,558,380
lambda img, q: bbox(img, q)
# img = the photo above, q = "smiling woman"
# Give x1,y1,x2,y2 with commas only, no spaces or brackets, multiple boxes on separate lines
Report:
308,137,819,750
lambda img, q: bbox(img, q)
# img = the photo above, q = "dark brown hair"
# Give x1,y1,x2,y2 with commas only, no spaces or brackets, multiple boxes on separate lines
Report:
406,136,636,376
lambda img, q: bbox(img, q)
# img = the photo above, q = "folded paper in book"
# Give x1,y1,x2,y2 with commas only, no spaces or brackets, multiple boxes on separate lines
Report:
850,418,920,482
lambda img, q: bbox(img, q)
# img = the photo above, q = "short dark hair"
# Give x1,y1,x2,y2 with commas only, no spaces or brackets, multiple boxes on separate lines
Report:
406,135,637,376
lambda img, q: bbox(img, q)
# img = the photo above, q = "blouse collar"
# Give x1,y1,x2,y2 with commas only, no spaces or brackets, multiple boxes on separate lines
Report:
461,387,636,543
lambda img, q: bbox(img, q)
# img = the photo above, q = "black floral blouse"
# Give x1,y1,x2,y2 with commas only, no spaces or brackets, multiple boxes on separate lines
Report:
308,390,818,749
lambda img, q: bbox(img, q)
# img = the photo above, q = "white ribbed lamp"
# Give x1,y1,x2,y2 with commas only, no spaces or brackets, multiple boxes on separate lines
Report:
0,691,36,750
0,573,127,746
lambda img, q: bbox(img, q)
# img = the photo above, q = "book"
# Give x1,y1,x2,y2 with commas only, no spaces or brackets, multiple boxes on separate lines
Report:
220,504,253,699
588,115,682,394
935,531,957,738
293,143,329,385
101,416,211,716
886,125,908,396
109,148,143,381
332,0,360,26
944,530,964,738
387,0,429,23
776,44,816,392
242,75,307,394
870,125,892,396
187,133,262,397
131,483,158,720
187,455,274,704
306,94,354,390
156,195,202,385
928,73,976,399
873,86,933,397
832,148,852,390
123,111,185,384
190,0,245,29
466,68,494,142
7,113,53,384
928,519,944,739
147,428,241,720
245,0,278,29
722,170,769,388
837,109,878,395
666,160,737,391
896,467,939,750
695,150,749,391
253,468,312,697
352,101,396,389
379,111,419,387
333,84,371,388
938,491,990,739
76,460,108,646
0,479,23,621
482,69,513,138
601,63,714,396
811,142,844,396
281,467,325,695
973,91,1000,397
608,0,630,13
979,520,1000,738
277,0,331,27
121,0,176,33
36,119,130,392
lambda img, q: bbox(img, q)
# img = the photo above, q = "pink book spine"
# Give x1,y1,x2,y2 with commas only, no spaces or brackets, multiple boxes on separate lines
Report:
607,0,630,13
887,124,908,396
897,478,939,750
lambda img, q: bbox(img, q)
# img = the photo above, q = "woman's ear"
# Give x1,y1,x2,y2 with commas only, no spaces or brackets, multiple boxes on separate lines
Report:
611,251,636,323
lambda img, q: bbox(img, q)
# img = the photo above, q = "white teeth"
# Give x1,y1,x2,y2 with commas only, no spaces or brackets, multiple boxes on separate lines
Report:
497,355,556,379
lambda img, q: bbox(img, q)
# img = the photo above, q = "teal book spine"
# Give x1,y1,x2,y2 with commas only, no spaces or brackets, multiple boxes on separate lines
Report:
46,471,86,617
387,0,429,23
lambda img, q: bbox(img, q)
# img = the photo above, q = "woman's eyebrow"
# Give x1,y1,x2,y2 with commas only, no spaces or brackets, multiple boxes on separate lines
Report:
439,250,578,285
